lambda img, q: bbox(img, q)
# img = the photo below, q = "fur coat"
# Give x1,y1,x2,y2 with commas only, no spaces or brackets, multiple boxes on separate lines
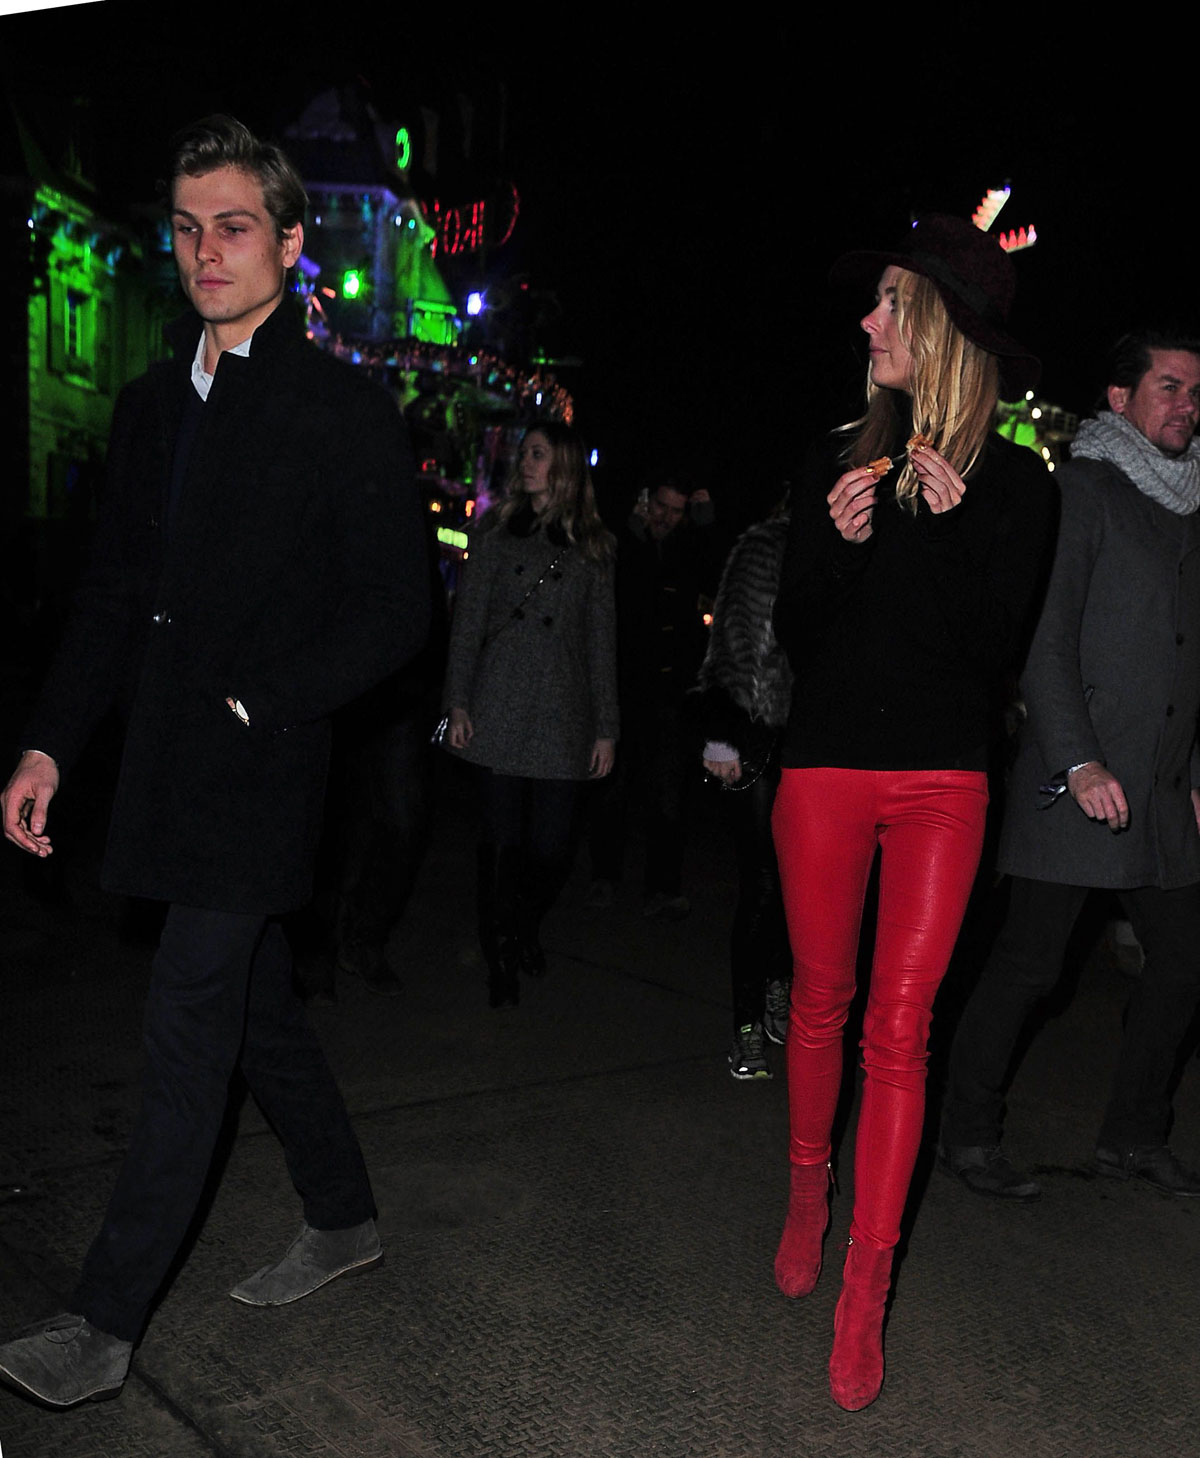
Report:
693,516,793,753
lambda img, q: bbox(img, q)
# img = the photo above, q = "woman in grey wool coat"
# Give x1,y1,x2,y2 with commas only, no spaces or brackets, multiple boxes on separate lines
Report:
445,422,618,1006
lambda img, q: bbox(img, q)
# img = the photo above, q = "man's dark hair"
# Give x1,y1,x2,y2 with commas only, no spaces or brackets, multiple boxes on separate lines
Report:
651,477,697,501
166,115,307,240
1099,327,1200,407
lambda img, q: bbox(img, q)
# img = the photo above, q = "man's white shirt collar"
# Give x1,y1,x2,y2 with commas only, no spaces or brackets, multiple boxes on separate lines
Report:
190,333,253,402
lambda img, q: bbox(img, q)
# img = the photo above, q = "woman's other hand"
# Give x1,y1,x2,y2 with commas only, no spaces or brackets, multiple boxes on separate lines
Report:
590,738,616,777
448,708,473,749
703,754,742,785
828,468,879,542
910,441,966,515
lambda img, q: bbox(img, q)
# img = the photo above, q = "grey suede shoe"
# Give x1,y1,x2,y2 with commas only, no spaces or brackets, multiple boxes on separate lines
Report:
0,1313,132,1408
230,1218,383,1306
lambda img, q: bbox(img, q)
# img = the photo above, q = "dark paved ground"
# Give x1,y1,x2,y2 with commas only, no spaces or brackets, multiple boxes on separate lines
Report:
2,755,1199,1458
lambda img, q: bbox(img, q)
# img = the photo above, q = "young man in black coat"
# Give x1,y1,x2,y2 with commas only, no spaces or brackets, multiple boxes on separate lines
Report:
0,116,430,1408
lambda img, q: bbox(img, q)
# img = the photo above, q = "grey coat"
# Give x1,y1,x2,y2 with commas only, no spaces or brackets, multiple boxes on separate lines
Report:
1000,456,1200,890
444,510,618,779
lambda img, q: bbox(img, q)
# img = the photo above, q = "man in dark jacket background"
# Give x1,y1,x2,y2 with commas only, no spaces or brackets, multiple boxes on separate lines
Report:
588,479,718,916
0,116,429,1408
940,328,1200,1202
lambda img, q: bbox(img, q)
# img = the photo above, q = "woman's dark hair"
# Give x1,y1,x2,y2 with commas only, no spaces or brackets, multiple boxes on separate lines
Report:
166,114,307,239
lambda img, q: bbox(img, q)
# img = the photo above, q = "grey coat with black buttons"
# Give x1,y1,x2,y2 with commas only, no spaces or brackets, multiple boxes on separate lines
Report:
444,508,618,780
999,455,1200,890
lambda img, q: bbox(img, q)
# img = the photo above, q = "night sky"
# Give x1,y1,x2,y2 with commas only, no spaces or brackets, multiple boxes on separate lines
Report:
3,7,1190,525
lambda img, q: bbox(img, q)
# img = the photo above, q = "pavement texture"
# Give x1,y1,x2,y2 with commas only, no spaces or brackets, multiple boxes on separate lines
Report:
2,757,1200,1457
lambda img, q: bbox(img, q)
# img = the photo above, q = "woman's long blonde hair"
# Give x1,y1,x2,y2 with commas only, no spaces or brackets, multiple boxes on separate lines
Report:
499,422,614,562
843,270,1000,511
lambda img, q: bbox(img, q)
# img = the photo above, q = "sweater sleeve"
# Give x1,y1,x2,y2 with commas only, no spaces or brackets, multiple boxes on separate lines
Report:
773,440,875,664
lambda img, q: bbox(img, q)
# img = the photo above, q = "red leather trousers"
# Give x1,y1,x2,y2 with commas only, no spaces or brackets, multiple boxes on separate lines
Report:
772,767,987,1250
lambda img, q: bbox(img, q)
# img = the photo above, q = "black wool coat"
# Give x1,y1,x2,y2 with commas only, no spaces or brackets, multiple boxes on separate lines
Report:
25,303,431,912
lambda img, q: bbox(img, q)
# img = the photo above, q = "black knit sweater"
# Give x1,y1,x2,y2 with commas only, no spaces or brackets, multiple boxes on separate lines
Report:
774,430,1058,771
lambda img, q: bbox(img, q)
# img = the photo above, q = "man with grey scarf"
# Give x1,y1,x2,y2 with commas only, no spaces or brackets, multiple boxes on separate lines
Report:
941,329,1200,1202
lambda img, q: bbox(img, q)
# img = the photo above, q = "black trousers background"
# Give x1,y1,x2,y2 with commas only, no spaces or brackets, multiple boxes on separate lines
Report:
73,906,375,1341
727,765,791,1028
944,874,1200,1150
590,697,689,895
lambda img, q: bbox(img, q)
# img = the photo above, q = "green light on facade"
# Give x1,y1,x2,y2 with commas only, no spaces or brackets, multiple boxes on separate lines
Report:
342,269,364,300
437,526,469,551
395,127,412,171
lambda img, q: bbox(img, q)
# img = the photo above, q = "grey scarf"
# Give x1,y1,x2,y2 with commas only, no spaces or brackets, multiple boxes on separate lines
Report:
1070,411,1200,515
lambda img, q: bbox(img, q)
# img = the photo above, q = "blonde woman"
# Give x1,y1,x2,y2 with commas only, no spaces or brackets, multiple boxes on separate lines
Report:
445,422,617,1007
769,217,1057,1409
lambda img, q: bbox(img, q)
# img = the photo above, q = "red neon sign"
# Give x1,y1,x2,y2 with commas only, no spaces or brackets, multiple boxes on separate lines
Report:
427,184,520,260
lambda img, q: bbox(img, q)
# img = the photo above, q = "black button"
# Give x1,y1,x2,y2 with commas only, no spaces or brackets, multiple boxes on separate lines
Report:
542,615,553,627
1178,634,1185,645
1166,705,1175,716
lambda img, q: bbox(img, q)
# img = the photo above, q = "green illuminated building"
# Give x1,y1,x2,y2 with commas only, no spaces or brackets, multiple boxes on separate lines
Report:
2,100,165,530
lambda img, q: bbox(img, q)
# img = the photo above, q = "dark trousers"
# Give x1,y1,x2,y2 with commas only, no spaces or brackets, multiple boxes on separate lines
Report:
73,905,375,1341
590,698,689,895
729,767,791,1028
478,769,580,864
944,875,1200,1151
333,707,436,958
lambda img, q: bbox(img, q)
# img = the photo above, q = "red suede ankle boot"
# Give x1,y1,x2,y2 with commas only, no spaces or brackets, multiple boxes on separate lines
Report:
829,1237,893,1411
773,1162,832,1298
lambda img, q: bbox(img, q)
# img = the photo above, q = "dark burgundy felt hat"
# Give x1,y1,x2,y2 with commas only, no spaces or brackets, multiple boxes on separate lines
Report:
831,213,1041,398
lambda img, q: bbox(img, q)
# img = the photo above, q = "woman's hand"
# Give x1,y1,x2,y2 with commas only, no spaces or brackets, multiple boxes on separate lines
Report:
703,754,742,785
910,441,966,515
828,467,879,543
447,707,473,749
589,738,616,777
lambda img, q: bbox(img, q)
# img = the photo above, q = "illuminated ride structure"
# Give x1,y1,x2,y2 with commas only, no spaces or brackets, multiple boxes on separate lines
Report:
282,88,572,581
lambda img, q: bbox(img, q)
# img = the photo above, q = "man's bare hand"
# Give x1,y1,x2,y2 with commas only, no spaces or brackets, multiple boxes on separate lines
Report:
447,707,473,750
1,750,60,857
589,738,616,778
1068,761,1129,832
